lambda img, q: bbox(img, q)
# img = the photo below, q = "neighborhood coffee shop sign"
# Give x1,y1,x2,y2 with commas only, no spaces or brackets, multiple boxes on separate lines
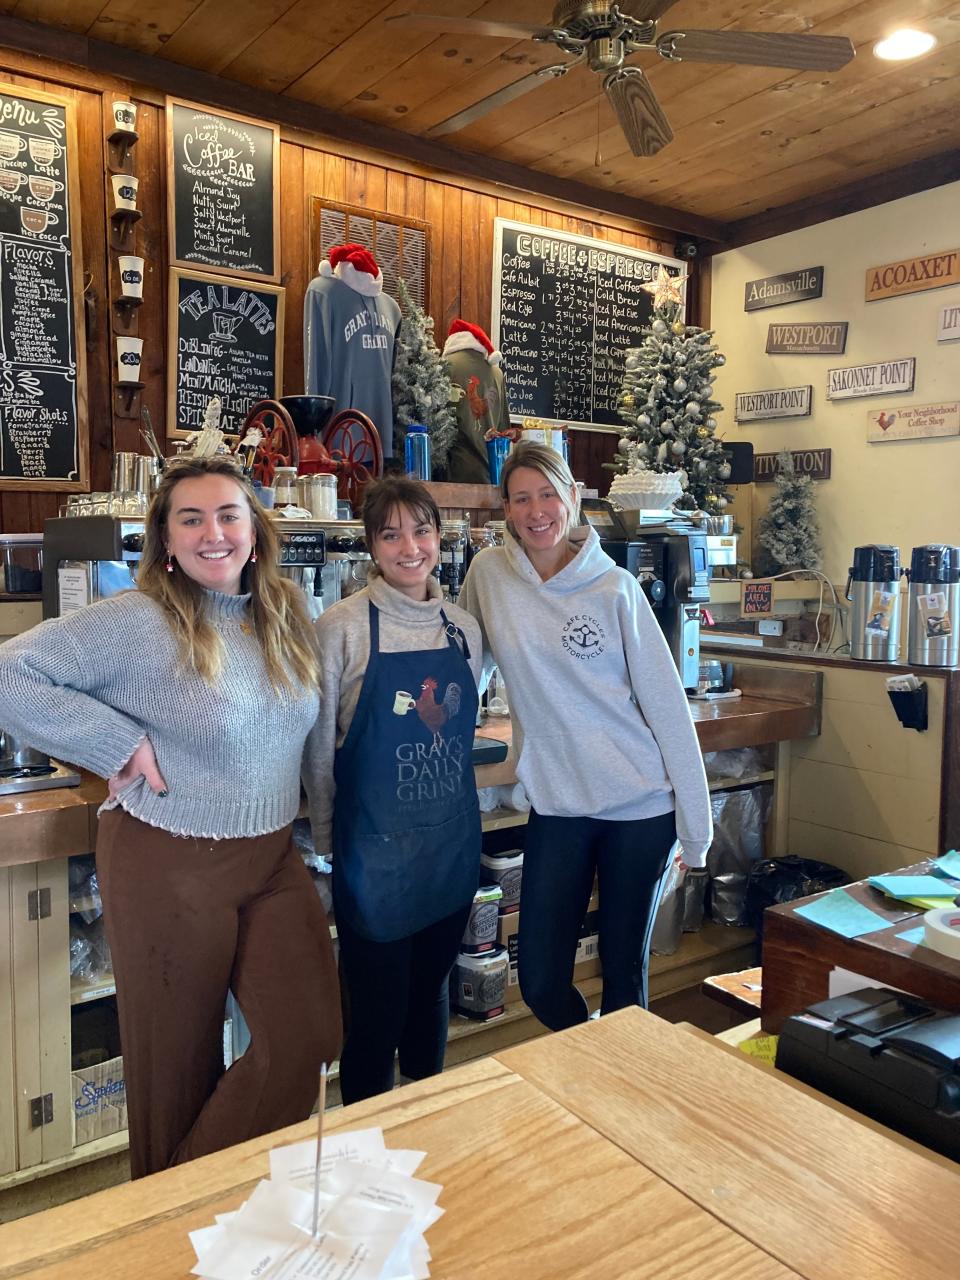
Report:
866,248,960,302
744,266,823,312
766,322,847,355
866,401,960,444
754,449,831,482
827,357,915,401
939,303,960,343
735,385,812,422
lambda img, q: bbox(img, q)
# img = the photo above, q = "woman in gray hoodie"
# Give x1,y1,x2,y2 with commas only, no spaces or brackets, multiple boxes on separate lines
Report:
459,443,712,1029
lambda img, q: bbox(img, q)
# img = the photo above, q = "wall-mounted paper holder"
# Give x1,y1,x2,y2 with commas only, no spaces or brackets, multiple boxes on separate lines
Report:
887,683,927,732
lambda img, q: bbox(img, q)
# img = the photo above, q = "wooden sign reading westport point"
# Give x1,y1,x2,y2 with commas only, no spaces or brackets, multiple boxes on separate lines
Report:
866,401,960,444
744,266,823,312
866,248,960,302
827,357,915,401
754,449,832,482
766,322,847,355
735,385,812,422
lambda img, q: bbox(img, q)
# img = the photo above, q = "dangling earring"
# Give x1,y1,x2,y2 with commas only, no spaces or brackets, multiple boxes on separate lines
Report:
249,547,257,564
166,553,174,573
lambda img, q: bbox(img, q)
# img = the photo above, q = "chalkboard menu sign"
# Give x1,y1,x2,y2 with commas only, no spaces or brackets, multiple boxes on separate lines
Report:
492,219,685,431
167,99,280,281
0,83,88,490
168,269,284,436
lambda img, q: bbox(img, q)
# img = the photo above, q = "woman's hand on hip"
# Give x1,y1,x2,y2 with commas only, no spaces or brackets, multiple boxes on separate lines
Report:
108,738,168,798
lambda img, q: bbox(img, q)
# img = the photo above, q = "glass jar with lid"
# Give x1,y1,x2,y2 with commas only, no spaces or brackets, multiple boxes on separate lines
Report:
439,519,469,599
273,467,298,508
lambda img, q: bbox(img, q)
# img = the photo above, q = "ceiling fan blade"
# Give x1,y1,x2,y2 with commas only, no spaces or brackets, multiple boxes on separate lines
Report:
660,29,855,71
427,65,573,138
604,70,673,158
627,0,683,20
385,13,554,40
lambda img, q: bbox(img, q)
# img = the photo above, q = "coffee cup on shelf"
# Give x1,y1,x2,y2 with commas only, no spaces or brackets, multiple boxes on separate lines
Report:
111,173,139,211
116,336,143,384
20,206,58,235
0,131,26,161
28,175,63,203
118,255,144,300
111,101,138,134
28,137,63,166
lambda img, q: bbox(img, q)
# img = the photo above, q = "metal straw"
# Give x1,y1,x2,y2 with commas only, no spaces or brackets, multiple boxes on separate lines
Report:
140,406,164,469
311,1064,328,1239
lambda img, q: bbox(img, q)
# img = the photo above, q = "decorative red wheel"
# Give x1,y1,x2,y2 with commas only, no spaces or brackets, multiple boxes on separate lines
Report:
321,410,383,510
240,400,300,486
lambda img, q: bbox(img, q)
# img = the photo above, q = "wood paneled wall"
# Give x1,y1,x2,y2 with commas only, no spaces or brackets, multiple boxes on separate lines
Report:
0,49,685,533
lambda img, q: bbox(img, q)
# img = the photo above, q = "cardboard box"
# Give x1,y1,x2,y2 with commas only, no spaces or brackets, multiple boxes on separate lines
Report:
72,1055,126,1146
499,908,601,1004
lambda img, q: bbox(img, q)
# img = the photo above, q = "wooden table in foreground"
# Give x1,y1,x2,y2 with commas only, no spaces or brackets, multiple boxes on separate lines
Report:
761,860,960,1033
2,1009,958,1280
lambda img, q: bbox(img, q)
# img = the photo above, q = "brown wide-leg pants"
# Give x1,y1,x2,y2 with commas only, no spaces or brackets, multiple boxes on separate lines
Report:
96,807,342,1179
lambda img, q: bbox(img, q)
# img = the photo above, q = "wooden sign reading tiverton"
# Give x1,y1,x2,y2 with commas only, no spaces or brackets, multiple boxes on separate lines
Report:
866,402,960,444
754,449,831,483
765,322,847,355
865,248,960,302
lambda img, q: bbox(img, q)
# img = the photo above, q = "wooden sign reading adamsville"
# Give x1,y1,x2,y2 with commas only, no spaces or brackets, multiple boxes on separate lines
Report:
866,248,960,302
754,449,831,482
765,322,847,355
744,266,823,312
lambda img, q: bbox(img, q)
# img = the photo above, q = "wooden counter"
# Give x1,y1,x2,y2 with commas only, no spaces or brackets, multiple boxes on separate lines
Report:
1,1009,958,1279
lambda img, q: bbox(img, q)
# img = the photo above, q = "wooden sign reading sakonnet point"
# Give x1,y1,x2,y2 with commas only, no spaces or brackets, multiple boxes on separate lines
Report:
866,248,960,302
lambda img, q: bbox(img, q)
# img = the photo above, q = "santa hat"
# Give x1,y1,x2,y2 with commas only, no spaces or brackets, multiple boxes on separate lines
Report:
443,319,502,366
319,243,383,296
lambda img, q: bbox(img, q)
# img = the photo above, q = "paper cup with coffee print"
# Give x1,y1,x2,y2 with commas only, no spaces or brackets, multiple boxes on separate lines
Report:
28,175,63,203
111,173,139,211
116,336,143,384
119,256,144,300
0,131,27,161
112,101,138,134
0,170,26,195
20,207,58,235
28,137,63,166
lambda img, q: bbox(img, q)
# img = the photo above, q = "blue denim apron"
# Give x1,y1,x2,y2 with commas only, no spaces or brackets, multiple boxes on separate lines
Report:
332,601,481,942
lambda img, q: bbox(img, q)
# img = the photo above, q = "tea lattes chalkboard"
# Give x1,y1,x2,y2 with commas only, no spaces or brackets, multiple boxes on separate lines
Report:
168,269,284,437
0,82,88,490
492,219,685,432
167,99,279,282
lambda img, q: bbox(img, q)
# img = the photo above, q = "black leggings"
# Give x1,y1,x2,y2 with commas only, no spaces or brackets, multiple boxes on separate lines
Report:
517,809,676,1032
336,902,472,1104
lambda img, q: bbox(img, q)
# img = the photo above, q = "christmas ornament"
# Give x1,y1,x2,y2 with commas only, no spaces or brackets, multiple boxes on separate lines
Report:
718,463,731,480
675,353,687,366
671,441,686,456
672,321,685,335
640,264,686,309
660,420,674,434
684,401,700,417
651,319,668,335
617,437,631,454
621,392,636,408
636,413,651,427
673,378,687,393
697,427,709,439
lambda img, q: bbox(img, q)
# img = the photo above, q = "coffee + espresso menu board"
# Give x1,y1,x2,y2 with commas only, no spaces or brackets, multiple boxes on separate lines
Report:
167,99,280,281
492,219,686,430
168,269,284,437
0,83,88,489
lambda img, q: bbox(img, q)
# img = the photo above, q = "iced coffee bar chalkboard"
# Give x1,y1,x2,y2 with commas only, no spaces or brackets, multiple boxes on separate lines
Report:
0,83,88,490
491,219,686,432
167,98,280,282
168,269,284,437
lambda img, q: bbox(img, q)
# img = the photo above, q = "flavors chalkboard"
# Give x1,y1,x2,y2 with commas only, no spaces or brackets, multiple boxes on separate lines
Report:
491,219,685,432
0,83,88,490
167,99,279,282
168,269,284,437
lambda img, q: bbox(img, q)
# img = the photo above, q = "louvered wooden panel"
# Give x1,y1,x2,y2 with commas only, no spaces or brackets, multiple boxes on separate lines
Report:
309,198,431,310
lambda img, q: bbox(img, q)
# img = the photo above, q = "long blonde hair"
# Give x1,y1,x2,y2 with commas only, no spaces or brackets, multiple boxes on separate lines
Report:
499,442,581,540
138,456,318,693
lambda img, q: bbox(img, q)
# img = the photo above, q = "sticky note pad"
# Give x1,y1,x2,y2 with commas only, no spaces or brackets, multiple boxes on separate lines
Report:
794,888,891,939
896,926,926,946
868,874,960,901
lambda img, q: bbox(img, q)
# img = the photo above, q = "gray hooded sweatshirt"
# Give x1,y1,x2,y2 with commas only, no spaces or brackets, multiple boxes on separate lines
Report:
458,525,713,864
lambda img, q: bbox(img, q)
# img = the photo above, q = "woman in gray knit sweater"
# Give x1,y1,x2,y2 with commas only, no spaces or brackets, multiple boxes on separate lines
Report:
0,457,341,1177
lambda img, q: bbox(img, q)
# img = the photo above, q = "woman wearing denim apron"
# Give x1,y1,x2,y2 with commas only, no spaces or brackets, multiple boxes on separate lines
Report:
304,476,482,1102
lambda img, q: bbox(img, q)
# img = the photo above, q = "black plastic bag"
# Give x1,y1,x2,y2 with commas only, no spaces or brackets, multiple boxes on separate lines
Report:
746,855,851,933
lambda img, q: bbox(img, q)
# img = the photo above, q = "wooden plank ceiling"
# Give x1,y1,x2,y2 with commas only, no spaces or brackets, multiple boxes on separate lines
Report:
3,0,960,225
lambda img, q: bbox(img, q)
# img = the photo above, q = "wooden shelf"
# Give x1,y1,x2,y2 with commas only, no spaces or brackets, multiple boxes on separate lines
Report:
708,770,775,792
481,807,527,833
0,1129,129,1195
70,975,116,1005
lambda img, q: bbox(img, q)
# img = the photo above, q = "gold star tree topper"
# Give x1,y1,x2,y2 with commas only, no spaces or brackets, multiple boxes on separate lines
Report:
640,265,686,309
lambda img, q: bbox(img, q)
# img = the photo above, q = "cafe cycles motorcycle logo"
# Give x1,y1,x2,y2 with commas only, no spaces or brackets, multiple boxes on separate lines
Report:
561,614,606,660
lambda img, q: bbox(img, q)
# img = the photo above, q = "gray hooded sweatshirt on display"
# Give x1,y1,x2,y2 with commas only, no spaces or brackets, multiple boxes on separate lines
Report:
458,525,713,865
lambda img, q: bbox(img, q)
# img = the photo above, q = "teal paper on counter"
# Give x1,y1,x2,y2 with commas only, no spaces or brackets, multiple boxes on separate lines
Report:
794,888,891,939
896,926,926,945
868,874,960,901
933,850,960,879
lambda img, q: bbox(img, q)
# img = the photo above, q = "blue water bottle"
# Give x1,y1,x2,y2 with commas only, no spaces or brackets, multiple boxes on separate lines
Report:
404,423,432,481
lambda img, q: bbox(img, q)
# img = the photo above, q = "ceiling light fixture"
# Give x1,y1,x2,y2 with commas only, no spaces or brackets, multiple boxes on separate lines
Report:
873,29,938,61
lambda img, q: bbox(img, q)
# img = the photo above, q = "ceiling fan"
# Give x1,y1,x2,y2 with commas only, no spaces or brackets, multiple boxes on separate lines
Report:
387,1,855,157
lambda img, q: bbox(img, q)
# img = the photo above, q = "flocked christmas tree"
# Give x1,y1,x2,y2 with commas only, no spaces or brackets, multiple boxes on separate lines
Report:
755,448,822,572
391,279,459,472
611,267,732,512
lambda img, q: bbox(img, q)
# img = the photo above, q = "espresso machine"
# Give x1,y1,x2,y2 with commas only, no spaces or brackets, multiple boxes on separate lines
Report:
583,500,711,690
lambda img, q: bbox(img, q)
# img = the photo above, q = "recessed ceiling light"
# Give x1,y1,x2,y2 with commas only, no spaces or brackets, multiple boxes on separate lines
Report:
873,29,938,61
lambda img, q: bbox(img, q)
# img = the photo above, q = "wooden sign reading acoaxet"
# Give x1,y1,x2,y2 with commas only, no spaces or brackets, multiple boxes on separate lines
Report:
754,449,831,482
765,322,847,355
866,248,960,302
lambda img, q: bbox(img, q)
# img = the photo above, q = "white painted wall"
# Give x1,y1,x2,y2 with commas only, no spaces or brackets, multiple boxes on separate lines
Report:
710,180,960,585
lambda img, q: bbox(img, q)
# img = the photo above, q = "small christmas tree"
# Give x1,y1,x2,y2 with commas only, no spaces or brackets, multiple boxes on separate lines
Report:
391,279,459,471
755,449,822,572
611,267,732,513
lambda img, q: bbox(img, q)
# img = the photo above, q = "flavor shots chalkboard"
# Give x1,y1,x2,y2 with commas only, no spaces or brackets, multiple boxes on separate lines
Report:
0,82,88,490
167,99,280,282
168,269,284,437
491,219,686,432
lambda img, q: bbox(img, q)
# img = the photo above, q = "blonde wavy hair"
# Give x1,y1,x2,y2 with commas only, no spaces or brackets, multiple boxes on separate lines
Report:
499,442,581,540
137,456,318,693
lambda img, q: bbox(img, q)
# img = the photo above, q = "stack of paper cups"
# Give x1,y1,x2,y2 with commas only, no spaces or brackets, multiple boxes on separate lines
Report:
923,907,960,960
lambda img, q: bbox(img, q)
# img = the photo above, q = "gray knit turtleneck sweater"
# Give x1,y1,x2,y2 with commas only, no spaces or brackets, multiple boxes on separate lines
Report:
0,589,319,839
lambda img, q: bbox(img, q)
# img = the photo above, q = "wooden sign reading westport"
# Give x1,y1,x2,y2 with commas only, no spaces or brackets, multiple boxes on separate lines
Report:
866,248,960,302
754,449,831,483
765,322,847,355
